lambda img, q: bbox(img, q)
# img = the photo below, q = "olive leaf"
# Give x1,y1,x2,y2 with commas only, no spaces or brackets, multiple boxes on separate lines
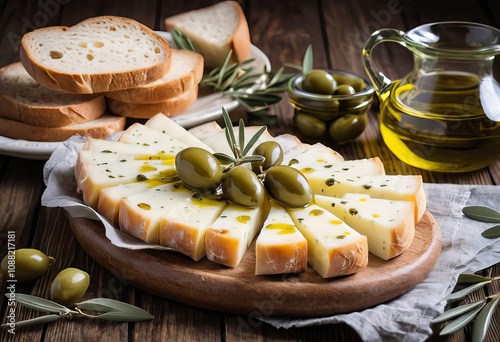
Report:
458,273,493,284
76,298,153,322
462,206,500,223
431,301,485,324
481,224,500,239
472,297,500,342
1,314,62,328
170,29,197,52
8,293,70,315
439,304,485,335
302,44,314,74
443,280,492,303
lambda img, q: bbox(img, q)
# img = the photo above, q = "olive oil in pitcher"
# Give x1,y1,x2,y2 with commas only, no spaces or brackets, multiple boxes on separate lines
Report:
379,71,500,172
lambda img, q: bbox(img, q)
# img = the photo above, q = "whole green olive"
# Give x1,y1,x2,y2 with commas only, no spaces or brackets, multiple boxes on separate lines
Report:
251,141,284,174
328,114,367,142
264,165,312,208
294,112,326,138
222,166,265,207
301,69,337,95
50,267,90,307
334,84,356,96
0,248,54,284
175,147,222,192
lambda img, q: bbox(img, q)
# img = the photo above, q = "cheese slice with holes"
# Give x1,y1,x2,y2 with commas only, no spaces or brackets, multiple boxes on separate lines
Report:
255,201,307,275
83,137,184,155
145,113,214,151
309,174,426,222
159,195,227,261
205,201,268,267
97,180,165,225
314,194,415,260
119,122,189,149
286,203,368,278
283,142,345,165
77,159,176,209
118,183,194,245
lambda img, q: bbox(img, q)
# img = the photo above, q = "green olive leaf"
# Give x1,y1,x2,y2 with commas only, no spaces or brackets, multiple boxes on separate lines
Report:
462,206,500,223
472,297,500,342
242,126,267,156
238,118,245,154
76,298,153,321
8,293,70,315
217,51,234,90
302,44,313,74
239,155,265,164
457,273,493,284
170,29,197,52
443,281,492,303
431,301,485,324
213,153,236,165
1,314,62,328
481,224,500,239
439,303,485,335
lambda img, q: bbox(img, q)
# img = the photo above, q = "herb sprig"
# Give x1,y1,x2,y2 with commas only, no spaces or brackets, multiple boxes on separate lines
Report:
431,205,500,339
1,293,153,328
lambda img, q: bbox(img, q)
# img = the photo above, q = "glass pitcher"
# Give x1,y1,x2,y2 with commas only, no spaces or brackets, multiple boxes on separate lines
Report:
362,21,500,172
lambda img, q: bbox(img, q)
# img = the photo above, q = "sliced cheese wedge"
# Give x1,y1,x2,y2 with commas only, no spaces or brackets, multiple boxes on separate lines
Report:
84,137,183,155
314,194,415,260
283,142,344,165
205,202,268,267
286,203,368,278
118,183,194,244
255,201,307,275
118,122,189,151
159,195,227,261
145,113,214,151
97,180,165,225
308,174,426,222
77,159,176,208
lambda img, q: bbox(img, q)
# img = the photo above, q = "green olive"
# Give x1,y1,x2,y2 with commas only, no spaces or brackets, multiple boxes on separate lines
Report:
294,112,326,138
332,75,367,92
251,141,284,174
222,166,265,207
50,267,90,307
301,69,337,95
328,114,367,142
175,147,222,192
264,166,312,208
334,84,356,96
0,248,54,284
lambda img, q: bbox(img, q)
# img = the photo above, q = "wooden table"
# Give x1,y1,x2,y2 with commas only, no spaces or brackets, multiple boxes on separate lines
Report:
0,0,499,341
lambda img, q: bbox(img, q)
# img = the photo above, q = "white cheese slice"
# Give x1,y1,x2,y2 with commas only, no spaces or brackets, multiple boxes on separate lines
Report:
144,113,214,152
310,174,426,222
205,202,268,267
283,142,345,166
118,183,194,245
255,201,307,275
83,137,183,155
159,195,227,261
118,122,189,151
314,194,415,260
97,180,165,225
77,159,176,209
286,203,368,278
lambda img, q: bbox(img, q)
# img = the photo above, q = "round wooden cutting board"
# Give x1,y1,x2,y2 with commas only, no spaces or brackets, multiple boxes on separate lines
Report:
68,211,441,317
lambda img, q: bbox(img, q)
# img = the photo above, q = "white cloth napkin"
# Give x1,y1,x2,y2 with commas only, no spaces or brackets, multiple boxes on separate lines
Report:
41,136,500,342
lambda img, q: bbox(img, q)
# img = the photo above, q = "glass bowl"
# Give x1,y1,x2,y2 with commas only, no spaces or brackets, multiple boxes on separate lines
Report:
287,69,375,142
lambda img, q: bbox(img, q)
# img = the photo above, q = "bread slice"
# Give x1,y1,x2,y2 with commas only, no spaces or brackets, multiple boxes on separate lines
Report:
105,49,203,103
106,85,198,119
20,16,172,94
164,1,251,68
0,62,106,127
0,114,125,142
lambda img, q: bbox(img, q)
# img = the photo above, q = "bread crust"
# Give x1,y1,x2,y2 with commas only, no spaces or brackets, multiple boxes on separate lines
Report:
107,85,198,119
0,115,126,142
20,16,172,94
105,49,204,103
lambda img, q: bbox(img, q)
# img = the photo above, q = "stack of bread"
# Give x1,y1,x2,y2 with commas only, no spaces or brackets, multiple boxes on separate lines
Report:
0,1,251,142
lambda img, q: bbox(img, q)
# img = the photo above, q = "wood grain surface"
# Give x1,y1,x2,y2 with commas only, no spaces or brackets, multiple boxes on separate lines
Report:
0,1,499,341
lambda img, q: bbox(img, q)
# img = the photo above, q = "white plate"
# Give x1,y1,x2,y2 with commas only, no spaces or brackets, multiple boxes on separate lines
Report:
0,31,271,160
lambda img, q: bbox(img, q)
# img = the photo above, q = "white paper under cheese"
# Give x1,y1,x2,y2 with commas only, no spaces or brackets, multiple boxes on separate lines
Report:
205,202,267,267
314,194,415,260
255,201,307,275
118,183,194,245
159,195,227,261
286,203,368,278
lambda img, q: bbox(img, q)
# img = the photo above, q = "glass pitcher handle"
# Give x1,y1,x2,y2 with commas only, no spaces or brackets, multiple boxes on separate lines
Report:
362,28,406,94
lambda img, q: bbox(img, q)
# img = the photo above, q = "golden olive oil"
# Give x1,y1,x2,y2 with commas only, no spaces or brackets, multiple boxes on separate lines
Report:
379,72,500,172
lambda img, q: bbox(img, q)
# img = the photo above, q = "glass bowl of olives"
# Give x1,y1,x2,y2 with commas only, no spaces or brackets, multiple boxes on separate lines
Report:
287,69,375,142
